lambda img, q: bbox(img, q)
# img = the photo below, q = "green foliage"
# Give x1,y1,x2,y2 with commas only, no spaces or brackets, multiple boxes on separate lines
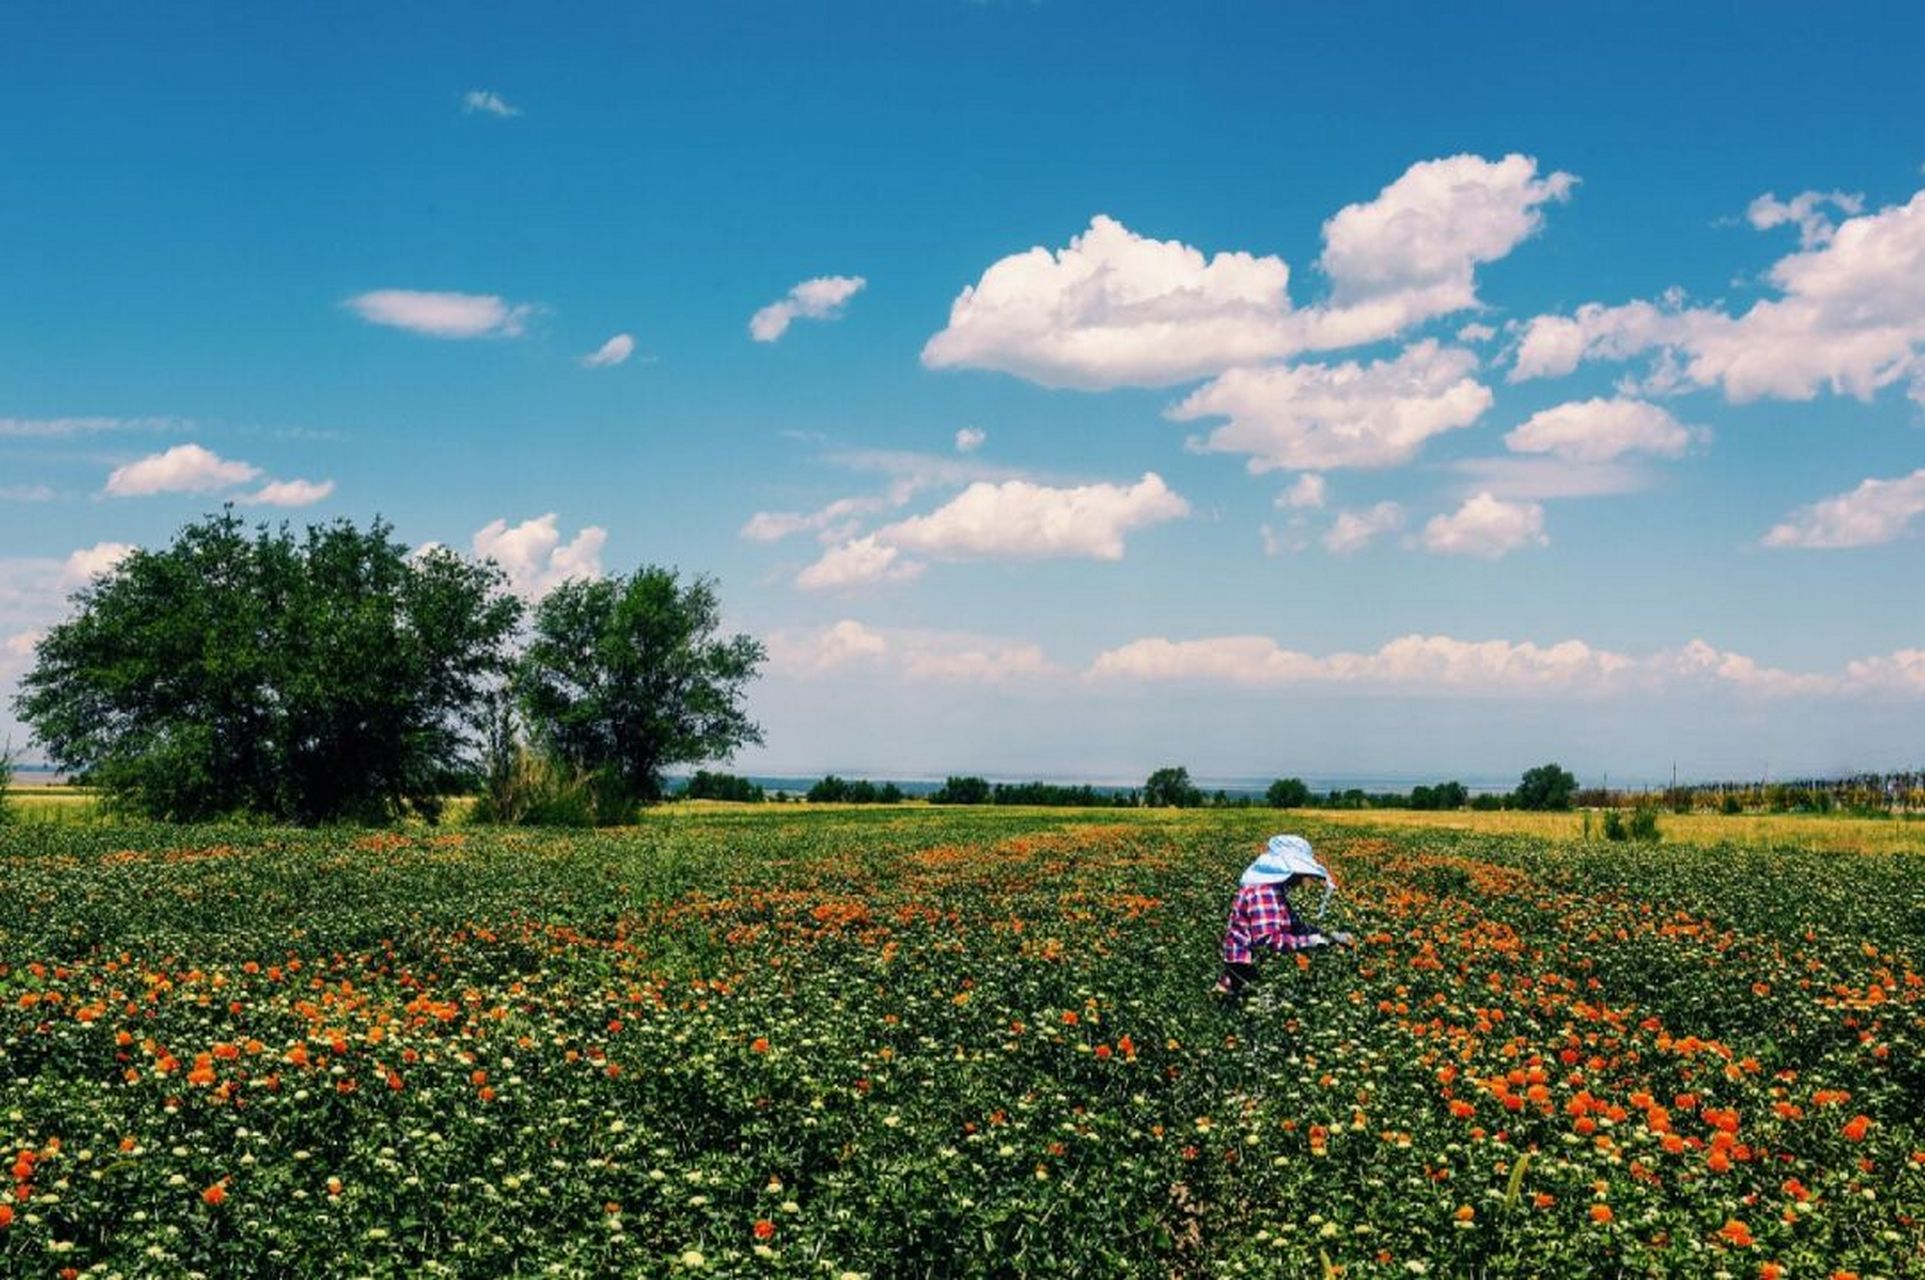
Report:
0,740,14,826
1721,791,1744,815
1469,793,1506,811
1265,776,1312,808
931,775,992,805
681,770,765,802
1143,764,1202,808
519,567,765,809
1603,807,1662,842
806,775,903,804
1513,761,1578,811
13,510,520,823
1410,780,1469,810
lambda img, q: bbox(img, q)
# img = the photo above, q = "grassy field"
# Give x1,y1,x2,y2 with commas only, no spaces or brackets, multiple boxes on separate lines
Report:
0,808,1919,1277
1304,805,1925,855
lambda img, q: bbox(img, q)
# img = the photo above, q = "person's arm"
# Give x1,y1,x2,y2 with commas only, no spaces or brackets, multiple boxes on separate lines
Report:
1221,893,1255,965
1272,888,1329,950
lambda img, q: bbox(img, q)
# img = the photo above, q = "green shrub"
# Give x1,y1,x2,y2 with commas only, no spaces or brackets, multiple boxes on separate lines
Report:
1603,809,1628,841
1720,792,1743,815
1628,807,1661,842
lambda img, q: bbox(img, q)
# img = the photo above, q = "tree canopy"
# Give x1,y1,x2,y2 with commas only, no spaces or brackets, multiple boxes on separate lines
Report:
1514,762,1579,811
15,511,520,823
1143,765,1203,808
518,568,765,807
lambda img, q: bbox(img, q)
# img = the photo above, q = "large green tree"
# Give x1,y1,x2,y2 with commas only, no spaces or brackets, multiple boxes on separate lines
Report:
14,510,520,823
518,568,765,807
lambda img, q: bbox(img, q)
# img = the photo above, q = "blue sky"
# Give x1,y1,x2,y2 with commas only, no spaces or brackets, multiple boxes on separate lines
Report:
4,2,1923,785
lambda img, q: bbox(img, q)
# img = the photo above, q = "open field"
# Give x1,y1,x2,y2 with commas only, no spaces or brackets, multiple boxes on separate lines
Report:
1,810,1919,1277
1302,807,1925,856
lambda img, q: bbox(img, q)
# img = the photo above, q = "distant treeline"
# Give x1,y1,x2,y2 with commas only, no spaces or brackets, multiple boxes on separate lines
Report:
669,764,1925,816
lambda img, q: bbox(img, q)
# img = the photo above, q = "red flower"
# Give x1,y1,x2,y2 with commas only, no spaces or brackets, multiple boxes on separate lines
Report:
753,1219,776,1240
202,1181,227,1207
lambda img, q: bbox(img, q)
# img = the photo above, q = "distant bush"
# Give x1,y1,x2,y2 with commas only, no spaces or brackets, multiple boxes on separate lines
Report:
1470,794,1505,811
806,776,903,804
1265,777,1312,808
931,776,992,805
1720,792,1743,815
1514,763,1578,811
1143,766,1202,809
1604,807,1662,842
0,741,13,826
681,771,765,803
1411,781,1469,810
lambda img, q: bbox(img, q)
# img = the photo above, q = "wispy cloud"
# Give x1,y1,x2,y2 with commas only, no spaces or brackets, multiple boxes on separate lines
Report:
580,333,636,368
750,276,866,342
346,289,537,339
462,89,521,118
0,416,183,438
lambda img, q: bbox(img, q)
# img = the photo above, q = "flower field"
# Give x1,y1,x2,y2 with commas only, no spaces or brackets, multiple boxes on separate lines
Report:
1,810,1920,1277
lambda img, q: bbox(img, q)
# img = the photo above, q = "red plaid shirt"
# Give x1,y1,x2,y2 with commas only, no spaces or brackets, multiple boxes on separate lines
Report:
1221,883,1321,964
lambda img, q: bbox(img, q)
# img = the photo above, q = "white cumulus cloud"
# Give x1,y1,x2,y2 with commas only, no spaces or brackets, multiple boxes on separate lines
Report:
239,478,335,508
61,542,136,585
877,473,1188,561
750,276,866,342
1761,467,1925,549
472,514,607,599
1419,492,1548,558
1310,152,1575,348
104,444,260,497
1504,397,1698,464
1170,340,1492,472
1322,502,1404,554
920,154,1572,390
795,536,924,591
920,214,1298,389
767,619,1055,684
347,289,536,339
1278,473,1326,509
954,427,986,453
1510,187,1925,405
581,333,635,367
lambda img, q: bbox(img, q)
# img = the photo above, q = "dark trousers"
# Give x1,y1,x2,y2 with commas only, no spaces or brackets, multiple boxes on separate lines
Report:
1220,961,1261,996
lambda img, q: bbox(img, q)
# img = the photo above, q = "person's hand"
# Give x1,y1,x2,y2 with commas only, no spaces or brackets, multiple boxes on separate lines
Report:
1331,930,1356,948
1212,975,1235,995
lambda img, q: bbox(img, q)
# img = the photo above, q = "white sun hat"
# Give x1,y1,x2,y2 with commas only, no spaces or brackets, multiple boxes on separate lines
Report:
1239,834,1336,916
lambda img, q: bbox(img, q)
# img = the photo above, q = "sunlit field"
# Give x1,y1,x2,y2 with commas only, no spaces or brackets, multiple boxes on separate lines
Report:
1303,806,1925,857
1,810,1919,1277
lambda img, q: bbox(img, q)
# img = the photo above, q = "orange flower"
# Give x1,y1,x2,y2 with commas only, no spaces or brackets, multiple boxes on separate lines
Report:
1449,1099,1476,1119
751,1037,770,1054
0,1204,13,1229
1453,1205,1474,1222
1531,1192,1556,1209
1841,1114,1871,1142
1094,1044,1113,1060
201,1181,227,1207
1717,1219,1754,1248
1589,1204,1613,1224
753,1218,776,1240
1759,1263,1785,1280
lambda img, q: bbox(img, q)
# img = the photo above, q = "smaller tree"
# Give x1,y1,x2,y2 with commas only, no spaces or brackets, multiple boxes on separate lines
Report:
1143,765,1202,809
519,568,765,809
807,775,850,803
1514,762,1578,811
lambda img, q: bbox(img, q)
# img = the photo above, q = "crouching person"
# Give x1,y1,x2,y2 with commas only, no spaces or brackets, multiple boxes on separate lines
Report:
1213,834,1353,1000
